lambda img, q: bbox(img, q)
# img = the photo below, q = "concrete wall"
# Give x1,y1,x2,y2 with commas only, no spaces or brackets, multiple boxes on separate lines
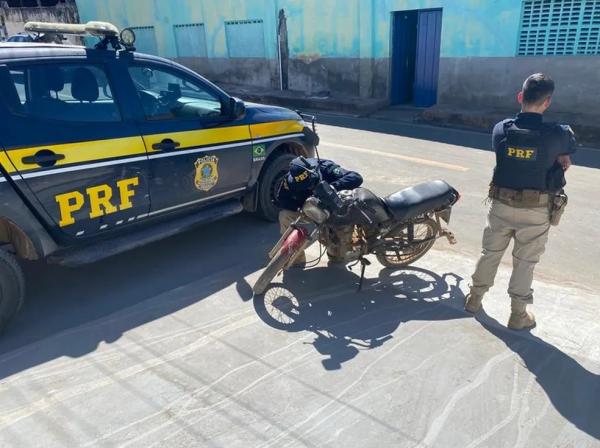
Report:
74,0,599,116
75,0,524,94
438,56,600,114
0,0,80,42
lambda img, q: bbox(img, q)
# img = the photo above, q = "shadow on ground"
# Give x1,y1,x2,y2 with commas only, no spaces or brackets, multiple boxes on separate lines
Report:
0,213,275,380
253,265,468,370
476,311,600,441
254,265,600,442
316,113,600,169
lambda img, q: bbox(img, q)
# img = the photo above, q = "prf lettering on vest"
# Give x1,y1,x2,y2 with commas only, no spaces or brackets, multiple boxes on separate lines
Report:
507,147,537,160
55,177,139,227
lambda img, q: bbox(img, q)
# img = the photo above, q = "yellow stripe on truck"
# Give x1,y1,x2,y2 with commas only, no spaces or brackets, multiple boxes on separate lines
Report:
0,119,305,175
144,124,252,154
0,152,17,175
250,120,304,139
5,136,146,173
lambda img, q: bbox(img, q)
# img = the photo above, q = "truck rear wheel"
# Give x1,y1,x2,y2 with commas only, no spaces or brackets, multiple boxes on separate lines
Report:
0,250,25,334
257,153,295,222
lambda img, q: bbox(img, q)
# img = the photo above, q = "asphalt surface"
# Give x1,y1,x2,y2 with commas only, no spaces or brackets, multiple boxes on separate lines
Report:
0,118,599,447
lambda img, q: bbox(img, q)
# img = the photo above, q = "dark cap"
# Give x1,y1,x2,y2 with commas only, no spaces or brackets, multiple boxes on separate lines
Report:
287,157,319,191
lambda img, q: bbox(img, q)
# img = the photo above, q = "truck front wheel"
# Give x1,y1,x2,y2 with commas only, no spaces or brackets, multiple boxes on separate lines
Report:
0,250,25,334
257,153,295,222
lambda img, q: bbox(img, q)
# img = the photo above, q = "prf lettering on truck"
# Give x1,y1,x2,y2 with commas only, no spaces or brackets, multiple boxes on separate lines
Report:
55,177,139,227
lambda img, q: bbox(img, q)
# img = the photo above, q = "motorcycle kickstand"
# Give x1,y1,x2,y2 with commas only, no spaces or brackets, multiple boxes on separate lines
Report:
357,257,371,292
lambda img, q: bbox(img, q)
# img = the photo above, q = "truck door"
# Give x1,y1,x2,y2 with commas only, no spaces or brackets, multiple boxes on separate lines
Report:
0,60,151,240
123,61,252,216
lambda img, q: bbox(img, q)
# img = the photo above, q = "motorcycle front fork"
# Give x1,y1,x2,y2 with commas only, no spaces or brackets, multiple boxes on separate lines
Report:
269,217,306,259
268,217,319,268
284,228,320,269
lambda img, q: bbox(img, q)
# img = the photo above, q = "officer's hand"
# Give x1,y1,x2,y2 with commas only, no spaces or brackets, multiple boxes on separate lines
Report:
558,154,572,171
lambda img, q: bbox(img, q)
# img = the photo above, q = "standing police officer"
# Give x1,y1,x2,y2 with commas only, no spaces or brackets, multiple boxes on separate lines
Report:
465,73,576,330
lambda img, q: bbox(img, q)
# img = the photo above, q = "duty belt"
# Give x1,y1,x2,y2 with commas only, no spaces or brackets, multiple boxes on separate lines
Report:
489,186,550,208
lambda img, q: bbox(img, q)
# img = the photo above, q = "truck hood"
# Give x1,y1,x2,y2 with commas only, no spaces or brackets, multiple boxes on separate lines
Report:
244,102,302,123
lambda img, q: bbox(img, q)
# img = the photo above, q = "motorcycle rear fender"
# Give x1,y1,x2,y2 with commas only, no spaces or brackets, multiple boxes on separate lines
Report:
436,206,452,224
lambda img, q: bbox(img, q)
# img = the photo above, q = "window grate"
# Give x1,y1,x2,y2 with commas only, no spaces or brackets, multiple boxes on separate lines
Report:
224,19,264,26
518,0,600,55
129,26,158,55
224,19,266,58
173,23,207,57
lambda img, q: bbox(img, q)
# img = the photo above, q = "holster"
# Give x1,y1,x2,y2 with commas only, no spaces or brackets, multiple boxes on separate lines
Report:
549,190,568,226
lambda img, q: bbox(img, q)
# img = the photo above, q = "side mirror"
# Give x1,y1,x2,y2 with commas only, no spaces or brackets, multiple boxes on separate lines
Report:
229,97,246,119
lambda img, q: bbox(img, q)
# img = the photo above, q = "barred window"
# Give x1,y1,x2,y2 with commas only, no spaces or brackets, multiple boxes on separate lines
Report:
173,24,207,57
129,26,158,55
224,19,266,58
518,0,600,55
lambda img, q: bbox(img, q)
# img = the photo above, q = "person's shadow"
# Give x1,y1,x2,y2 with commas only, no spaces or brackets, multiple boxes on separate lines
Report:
253,264,468,370
476,311,600,440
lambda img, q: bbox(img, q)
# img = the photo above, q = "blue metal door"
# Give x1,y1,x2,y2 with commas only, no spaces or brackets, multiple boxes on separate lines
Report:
390,11,418,105
414,9,443,107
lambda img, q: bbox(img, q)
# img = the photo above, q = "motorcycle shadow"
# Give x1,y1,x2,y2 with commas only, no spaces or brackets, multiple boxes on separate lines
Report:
253,264,468,370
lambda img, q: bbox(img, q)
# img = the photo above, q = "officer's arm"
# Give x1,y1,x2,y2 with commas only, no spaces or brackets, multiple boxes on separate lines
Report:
559,125,577,155
275,179,299,211
558,154,571,171
324,163,363,191
492,121,507,165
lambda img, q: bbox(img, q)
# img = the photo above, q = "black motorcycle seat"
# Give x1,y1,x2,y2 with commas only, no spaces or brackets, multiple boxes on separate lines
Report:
383,180,457,222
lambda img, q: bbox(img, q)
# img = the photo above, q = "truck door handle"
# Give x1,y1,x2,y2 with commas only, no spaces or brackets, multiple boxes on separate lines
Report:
22,149,65,168
152,139,180,151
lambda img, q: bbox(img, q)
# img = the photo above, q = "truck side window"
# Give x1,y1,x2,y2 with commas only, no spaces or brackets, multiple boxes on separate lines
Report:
128,65,222,121
4,63,121,122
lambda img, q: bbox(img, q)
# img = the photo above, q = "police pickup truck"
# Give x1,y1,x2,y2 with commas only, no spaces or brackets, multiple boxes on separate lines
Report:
0,22,317,332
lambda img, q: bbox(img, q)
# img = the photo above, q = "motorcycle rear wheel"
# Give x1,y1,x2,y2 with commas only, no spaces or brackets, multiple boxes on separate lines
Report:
376,218,438,268
253,246,298,295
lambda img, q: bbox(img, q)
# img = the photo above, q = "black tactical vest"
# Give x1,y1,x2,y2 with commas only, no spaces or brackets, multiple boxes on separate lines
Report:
492,121,554,191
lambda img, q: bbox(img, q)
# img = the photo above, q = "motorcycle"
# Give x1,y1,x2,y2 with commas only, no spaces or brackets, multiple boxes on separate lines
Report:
252,156,460,295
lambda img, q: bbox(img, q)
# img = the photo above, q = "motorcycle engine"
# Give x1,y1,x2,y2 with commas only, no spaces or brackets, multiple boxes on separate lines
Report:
302,197,330,224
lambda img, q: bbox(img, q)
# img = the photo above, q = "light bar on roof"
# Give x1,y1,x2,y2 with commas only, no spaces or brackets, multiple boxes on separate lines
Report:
85,21,119,37
24,22,87,35
24,21,119,38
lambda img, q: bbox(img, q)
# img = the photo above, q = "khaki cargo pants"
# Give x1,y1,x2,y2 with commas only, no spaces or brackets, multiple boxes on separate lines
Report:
471,200,551,304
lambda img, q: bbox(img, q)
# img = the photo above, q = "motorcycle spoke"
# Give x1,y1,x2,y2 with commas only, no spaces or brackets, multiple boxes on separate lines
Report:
379,219,437,266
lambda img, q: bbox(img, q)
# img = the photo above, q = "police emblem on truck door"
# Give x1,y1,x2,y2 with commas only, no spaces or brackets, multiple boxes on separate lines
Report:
194,156,219,191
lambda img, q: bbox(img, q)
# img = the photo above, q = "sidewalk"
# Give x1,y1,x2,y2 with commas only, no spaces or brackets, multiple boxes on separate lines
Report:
220,83,600,148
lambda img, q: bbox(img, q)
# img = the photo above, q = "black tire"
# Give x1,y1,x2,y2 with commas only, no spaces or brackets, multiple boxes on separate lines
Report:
0,250,25,334
257,152,296,222
253,245,297,296
376,218,438,268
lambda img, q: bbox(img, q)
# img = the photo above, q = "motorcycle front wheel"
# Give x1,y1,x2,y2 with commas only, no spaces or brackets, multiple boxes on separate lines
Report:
253,245,301,296
376,218,438,268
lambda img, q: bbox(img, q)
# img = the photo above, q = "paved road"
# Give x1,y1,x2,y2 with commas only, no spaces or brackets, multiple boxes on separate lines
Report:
0,119,598,447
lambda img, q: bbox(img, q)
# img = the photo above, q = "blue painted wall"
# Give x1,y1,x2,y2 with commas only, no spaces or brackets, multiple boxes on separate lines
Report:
76,0,524,59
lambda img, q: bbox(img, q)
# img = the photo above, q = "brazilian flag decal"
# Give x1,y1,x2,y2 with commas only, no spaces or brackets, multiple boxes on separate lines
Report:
252,144,266,162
